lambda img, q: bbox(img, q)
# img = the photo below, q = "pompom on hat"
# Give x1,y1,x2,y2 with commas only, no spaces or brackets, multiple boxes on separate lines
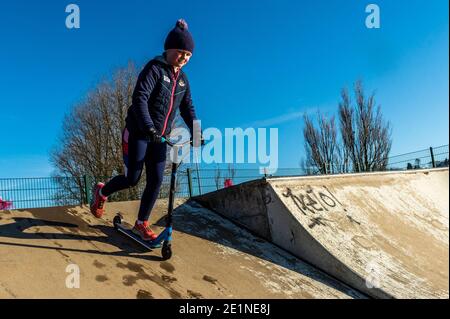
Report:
164,19,195,54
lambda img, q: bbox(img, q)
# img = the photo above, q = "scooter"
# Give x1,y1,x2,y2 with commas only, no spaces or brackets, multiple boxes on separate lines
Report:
113,136,192,260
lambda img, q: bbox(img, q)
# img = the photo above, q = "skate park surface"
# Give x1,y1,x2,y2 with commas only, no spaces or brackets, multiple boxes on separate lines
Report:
0,200,361,298
0,168,447,298
196,168,449,299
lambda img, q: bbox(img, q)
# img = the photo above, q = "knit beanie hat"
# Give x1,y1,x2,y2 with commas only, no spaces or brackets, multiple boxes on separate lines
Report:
164,19,195,54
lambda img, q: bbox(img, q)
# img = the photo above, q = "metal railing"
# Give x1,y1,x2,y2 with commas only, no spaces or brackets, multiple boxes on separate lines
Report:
0,172,192,210
386,145,449,170
0,177,81,210
0,145,448,210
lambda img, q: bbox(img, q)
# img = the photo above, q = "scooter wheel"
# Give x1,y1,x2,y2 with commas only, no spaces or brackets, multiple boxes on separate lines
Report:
113,215,122,230
162,242,172,260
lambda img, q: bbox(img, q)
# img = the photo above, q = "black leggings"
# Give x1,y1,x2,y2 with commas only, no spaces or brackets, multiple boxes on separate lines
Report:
101,128,167,221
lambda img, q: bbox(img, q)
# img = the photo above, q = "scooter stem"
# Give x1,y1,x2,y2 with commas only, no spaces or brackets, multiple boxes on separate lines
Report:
161,137,191,228
166,161,177,227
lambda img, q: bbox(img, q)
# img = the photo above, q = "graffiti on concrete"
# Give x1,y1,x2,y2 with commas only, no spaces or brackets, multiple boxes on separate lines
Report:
308,216,329,229
282,186,344,214
281,186,346,228
346,215,361,225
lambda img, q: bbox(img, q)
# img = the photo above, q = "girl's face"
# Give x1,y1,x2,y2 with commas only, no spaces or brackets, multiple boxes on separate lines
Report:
165,49,192,69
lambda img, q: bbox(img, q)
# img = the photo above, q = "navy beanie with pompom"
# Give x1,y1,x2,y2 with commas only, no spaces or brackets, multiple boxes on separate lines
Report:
164,19,195,54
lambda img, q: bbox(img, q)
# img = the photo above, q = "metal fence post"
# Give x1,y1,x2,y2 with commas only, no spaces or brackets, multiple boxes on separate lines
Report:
78,176,84,207
430,147,436,168
187,168,193,198
84,175,91,205
195,162,202,196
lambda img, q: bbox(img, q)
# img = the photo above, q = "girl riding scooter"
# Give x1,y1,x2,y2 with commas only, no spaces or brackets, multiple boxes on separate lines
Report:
90,19,202,241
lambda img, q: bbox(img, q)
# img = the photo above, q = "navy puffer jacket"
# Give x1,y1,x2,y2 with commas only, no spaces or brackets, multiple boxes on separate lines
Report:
125,55,197,138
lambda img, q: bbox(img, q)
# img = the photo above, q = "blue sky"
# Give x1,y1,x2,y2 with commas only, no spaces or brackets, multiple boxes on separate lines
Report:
0,0,448,177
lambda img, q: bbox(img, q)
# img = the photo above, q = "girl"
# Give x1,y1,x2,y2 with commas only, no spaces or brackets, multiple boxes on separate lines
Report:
90,19,200,241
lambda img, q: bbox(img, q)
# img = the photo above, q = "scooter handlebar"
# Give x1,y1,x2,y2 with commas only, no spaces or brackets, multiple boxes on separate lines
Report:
161,137,192,147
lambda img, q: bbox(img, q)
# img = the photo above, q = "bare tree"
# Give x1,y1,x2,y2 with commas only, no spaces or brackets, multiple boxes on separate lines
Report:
50,62,143,204
303,112,339,174
299,158,316,175
338,88,356,173
338,80,392,172
303,80,392,174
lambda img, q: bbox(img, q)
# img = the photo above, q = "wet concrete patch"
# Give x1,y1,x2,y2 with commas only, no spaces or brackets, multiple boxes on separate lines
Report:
118,262,152,286
117,261,145,273
94,260,106,269
96,275,109,282
162,275,177,283
187,290,203,299
168,290,183,299
160,262,175,273
149,274,185,299
122,272,152,287
203,275,218,284
137,289,154,299
116,261,183,298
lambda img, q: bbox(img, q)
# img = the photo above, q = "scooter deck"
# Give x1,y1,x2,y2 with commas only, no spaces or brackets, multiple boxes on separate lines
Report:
115,222,162,250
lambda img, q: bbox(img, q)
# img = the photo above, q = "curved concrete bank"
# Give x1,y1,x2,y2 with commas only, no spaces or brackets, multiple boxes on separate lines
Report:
195,168,449,299
0,199,361,298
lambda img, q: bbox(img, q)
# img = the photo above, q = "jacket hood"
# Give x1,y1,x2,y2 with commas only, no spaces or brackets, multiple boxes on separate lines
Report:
154,55,169,65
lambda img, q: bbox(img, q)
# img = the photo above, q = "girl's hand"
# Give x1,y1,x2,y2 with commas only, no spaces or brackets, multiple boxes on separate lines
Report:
146,127,163,143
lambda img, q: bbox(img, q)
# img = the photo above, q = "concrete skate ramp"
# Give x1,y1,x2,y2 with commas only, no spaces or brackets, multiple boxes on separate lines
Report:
0,199,362,298
195,168,449,299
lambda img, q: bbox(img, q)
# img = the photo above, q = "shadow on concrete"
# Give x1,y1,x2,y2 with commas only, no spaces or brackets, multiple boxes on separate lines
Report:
0,203,364,298
0,215,164,262
153,200,365,298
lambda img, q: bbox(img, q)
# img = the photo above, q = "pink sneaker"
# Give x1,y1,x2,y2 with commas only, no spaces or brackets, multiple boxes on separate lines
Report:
132,221,158,241
90,182,107,218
